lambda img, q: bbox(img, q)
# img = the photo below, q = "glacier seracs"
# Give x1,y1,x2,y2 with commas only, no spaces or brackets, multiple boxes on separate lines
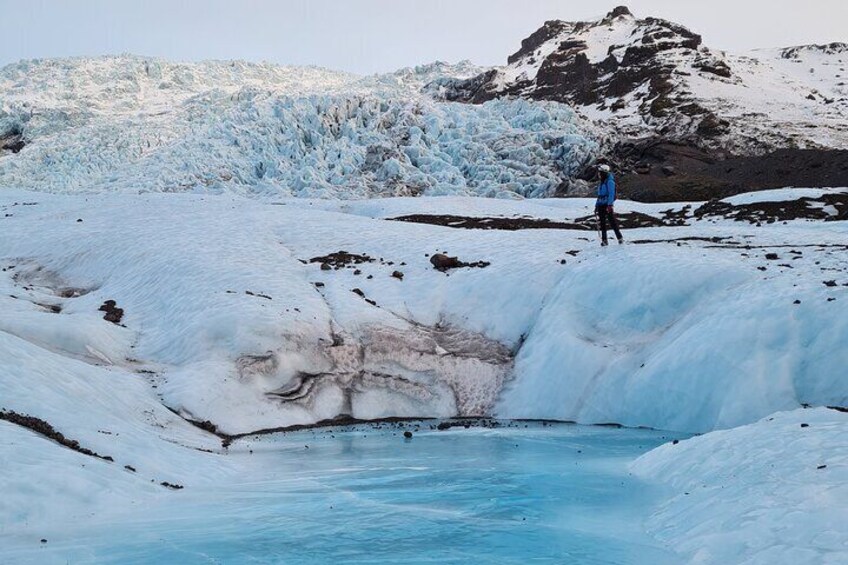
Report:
0,55,598,197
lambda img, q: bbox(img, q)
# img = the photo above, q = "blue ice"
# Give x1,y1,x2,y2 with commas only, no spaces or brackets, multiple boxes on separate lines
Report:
18,423,685,564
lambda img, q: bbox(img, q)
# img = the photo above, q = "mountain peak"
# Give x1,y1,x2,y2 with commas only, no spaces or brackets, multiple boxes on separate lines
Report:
605,6,633,20
428,9,848,170
438,9,716,127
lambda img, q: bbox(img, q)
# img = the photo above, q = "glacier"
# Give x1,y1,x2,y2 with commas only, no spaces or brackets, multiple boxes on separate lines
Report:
1,188,846,563
3,422,684,564
2,53,848,565
0,55,598,198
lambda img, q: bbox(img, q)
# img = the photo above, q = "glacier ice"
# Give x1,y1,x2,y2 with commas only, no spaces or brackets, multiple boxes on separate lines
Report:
1,187,847,564
0,56,599,198
2,423,683,564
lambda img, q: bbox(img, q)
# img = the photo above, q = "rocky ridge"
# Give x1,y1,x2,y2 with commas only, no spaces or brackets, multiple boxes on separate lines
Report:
430,6,848,199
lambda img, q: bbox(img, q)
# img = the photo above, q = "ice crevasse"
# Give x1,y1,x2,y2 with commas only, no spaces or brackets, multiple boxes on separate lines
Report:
0,56,599,198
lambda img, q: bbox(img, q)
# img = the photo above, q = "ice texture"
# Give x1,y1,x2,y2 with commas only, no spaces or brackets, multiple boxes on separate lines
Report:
2,423,683,564
0,55,597,198
1,188,847,563
1,189,847,436
633,408,848,564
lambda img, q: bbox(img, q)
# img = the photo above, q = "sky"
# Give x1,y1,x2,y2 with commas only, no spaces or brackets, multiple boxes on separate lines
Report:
1,1,845,74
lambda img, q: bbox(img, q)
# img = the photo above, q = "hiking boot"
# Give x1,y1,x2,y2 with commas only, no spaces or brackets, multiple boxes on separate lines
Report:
617,237,624,245
601,239,609,247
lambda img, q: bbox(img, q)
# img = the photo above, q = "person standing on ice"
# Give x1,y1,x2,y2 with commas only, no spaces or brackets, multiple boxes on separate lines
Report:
595,164,623,246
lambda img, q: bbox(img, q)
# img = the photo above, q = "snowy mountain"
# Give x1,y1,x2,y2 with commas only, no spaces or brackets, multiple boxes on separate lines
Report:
433,6,848,200
2,14,848,562
436,6,848,154
2,10,847,200
0,55,597,198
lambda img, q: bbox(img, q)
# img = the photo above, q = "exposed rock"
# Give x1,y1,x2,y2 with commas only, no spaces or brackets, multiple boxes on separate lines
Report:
780,42,848,59
310,251,375,269
428,253,492,272
0,124,26,154
394,212,667,231
696,113,730,137
430,253,462,271
160,482,184,490
98,300,124,324
613,141,848,202
245,290,272,300
607,6,632,19
507,20,573,65
436,7,715,136
693,192,848,223
0,410,114,461
394,214,586,231
693,58,732,78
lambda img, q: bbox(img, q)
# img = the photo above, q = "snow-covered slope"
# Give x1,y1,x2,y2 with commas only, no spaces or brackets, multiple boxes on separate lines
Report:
2,188,846,436
2,188,846,562
436,7,848,155
633,408,848,564
0,55,597,197
2,16,845,200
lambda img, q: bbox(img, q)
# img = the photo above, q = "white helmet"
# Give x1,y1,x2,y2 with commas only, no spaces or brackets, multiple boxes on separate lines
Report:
597,164,611,173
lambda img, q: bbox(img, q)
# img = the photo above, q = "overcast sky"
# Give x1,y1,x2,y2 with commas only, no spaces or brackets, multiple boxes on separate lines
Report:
1,1,845,74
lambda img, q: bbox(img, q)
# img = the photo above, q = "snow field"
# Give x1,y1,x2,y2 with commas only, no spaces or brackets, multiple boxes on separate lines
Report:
2,189,846,437
632,407,848,564
2,188,847,563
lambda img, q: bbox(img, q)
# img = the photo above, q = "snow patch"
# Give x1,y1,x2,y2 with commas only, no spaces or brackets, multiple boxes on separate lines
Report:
633,408,848,564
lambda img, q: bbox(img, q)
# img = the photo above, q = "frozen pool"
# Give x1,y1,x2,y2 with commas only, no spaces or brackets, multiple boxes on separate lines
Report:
11,423,686,564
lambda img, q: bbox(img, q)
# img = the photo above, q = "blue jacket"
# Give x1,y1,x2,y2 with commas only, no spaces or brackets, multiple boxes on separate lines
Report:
596,174,616,206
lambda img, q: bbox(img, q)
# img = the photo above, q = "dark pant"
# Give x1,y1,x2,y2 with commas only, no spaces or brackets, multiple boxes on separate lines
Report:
596,205,622,242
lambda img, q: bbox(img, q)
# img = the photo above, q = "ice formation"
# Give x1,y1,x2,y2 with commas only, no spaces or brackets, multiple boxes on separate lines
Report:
632,408,848,564
1,186,847,563
0,56,597,198
2,188,846,434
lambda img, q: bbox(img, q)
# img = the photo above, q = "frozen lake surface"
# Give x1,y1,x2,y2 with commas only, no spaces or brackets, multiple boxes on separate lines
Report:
10,423,686,564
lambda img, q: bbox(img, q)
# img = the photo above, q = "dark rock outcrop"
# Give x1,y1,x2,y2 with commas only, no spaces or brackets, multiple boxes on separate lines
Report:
429,253,490,272
0,124,26,154
612,142,848,202
99,300,125,324
434,7,723,135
